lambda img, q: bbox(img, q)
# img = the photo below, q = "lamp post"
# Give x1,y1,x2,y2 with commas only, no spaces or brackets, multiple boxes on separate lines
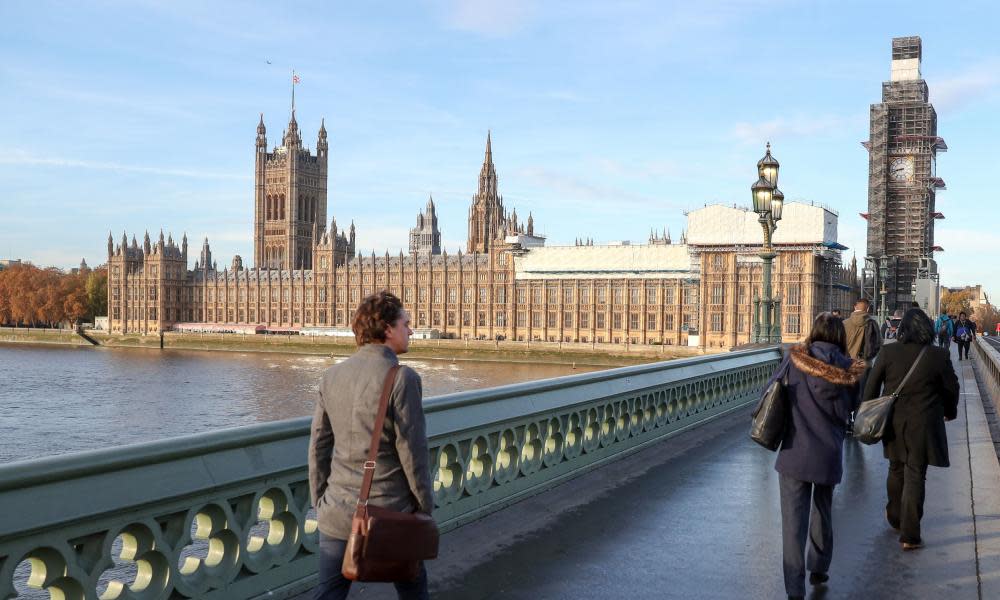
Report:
751,143,784,344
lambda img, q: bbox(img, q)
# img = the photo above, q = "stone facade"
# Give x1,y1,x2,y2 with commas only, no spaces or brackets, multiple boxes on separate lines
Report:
106,113,858,349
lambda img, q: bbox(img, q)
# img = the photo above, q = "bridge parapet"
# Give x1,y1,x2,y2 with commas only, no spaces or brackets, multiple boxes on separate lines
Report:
0,347,781,599
974,337,1000,401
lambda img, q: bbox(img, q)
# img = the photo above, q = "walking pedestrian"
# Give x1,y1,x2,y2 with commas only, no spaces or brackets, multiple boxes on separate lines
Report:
933,310,953,351
843,298,882,427
862,309,959,550
309,291,435,600
953,311,976,360
766,312,864,599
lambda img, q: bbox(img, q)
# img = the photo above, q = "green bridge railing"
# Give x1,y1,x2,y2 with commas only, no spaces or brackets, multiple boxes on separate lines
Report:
0,347,781,599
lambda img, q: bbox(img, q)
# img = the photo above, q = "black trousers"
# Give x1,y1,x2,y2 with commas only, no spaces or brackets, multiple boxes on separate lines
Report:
957,340,971,360
886,460,928,544
779,475,834,597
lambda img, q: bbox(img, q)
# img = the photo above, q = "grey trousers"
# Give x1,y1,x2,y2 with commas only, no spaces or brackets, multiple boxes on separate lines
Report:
779,475,834,596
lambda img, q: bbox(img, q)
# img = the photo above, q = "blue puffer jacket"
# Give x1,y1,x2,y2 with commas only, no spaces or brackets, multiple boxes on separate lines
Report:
933,315,954,339
767,342,864,486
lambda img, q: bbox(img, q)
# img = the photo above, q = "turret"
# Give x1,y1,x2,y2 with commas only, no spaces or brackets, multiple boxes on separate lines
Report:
143,231,151,255
107,232,114,258
283,110,300,148
158,229,165,251
256,113,267,150
200,237,213,271
527,212,534,236
181,233,188,260
317,118,328,158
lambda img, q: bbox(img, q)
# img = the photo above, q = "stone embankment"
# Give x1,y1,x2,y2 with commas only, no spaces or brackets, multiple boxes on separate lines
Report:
0,327,705,367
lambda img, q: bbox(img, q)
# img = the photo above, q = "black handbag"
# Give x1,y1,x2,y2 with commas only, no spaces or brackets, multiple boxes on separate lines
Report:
854,347,927,445
750,371,789,451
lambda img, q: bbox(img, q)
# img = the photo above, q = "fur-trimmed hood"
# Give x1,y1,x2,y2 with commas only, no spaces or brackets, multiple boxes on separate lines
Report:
790,343,865,386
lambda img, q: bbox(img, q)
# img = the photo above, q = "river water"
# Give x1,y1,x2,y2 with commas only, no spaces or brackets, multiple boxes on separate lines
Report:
0,344,602,464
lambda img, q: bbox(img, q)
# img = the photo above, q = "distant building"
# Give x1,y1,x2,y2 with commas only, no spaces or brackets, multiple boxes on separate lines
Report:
409,195,442,256
106,108,857,349
0,259,22,271
941,285,990,316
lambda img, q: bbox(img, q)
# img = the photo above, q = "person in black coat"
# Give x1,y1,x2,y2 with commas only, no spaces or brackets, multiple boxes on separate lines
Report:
863,308,960,550
765,312,864,600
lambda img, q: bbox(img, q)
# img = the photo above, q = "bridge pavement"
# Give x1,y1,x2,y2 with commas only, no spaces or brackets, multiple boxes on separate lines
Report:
314,348,1000,600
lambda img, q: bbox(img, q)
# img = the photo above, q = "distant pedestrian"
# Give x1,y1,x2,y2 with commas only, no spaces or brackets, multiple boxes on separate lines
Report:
309,291,434,600
843,299,882,428
765,312,864,600
862,309,959,550
831,309,842,320
844,299,882,367
953,311,976,360
933,310,954,351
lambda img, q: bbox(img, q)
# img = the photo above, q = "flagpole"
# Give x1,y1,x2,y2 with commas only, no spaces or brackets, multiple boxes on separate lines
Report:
291,69,295,116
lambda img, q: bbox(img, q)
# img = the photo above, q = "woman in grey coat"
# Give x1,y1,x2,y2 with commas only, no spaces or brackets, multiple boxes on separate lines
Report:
308,291,435,600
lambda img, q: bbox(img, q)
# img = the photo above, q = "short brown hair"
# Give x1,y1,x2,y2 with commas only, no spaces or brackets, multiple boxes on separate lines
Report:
352,291,404,346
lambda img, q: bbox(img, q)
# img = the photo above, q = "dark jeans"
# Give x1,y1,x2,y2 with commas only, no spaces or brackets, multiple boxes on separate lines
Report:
957,340,971,360
779,475,834,597
886,460,928,544
315,534,429,600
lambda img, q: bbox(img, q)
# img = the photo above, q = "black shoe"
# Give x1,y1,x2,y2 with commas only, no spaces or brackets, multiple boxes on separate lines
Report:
789,596,804,600
809,572,830,586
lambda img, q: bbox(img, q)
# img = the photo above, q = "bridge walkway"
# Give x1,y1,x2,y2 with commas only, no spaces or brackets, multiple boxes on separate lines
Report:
339,347,1000,600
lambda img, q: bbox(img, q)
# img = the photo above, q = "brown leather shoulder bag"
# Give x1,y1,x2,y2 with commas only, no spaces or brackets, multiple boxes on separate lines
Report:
341,364,440,582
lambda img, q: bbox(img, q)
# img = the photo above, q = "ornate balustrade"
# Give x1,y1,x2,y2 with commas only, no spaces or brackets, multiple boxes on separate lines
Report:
0,347,780,599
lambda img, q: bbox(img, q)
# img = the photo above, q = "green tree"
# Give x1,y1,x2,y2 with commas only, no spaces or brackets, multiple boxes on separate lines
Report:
85,267,108,320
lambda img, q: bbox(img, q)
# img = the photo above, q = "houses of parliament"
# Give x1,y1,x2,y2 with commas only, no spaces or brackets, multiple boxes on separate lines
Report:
106,106,858,350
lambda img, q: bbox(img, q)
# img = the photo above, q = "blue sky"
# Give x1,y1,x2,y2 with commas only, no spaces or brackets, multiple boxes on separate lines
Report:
1,0,998,292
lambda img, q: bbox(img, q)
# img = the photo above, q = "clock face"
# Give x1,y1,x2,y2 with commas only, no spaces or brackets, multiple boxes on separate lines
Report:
889,156,915,183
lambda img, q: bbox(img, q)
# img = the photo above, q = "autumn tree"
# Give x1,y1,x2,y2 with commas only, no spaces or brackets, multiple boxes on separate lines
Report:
940,289,974,318
0,263,107,328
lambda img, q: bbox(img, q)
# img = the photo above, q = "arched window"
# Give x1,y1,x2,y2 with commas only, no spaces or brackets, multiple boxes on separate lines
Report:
280,195,285,220
265,196,270,220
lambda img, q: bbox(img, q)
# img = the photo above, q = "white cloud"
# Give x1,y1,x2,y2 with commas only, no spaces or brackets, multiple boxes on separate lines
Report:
0,150,248,180
440,0,534,37
932,60,1000,113
731,114,861,145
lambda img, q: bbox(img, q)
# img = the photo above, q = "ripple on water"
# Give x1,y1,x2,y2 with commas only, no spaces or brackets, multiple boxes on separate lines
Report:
0,345,602,462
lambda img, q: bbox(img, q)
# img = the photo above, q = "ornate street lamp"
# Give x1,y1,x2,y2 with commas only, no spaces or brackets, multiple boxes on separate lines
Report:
751,143,784,344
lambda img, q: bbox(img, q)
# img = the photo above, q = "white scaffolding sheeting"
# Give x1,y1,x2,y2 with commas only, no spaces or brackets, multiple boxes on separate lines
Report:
514,244,693,280
686,202,837,246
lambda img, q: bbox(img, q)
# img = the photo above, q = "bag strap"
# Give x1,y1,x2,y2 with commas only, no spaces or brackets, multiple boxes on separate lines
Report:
357,364,401,507
891,346,928,398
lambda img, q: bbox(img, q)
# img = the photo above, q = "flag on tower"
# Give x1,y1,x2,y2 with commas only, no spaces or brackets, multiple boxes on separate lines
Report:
292,73,300,84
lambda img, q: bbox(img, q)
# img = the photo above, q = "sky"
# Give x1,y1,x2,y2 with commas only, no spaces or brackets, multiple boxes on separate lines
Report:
1,0,998,293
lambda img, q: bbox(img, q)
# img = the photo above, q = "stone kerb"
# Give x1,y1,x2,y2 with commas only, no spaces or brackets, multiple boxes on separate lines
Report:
0,347,781,600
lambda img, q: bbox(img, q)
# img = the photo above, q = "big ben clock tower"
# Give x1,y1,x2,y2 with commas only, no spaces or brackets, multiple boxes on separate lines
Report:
865,36,946,312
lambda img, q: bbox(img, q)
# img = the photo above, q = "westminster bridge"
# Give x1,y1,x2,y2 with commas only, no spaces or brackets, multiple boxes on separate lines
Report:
2,341,999,600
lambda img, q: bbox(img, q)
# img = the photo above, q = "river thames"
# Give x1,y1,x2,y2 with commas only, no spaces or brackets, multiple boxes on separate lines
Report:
0,344,602,463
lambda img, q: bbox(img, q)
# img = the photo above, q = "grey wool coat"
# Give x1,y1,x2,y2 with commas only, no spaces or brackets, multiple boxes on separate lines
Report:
308,344,435,540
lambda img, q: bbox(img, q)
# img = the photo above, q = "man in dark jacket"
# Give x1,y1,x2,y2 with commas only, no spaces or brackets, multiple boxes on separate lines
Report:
863,309,959,549
953,311,977,360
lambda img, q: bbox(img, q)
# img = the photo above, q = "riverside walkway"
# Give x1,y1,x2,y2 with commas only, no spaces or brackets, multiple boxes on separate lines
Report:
342,345,1000,600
